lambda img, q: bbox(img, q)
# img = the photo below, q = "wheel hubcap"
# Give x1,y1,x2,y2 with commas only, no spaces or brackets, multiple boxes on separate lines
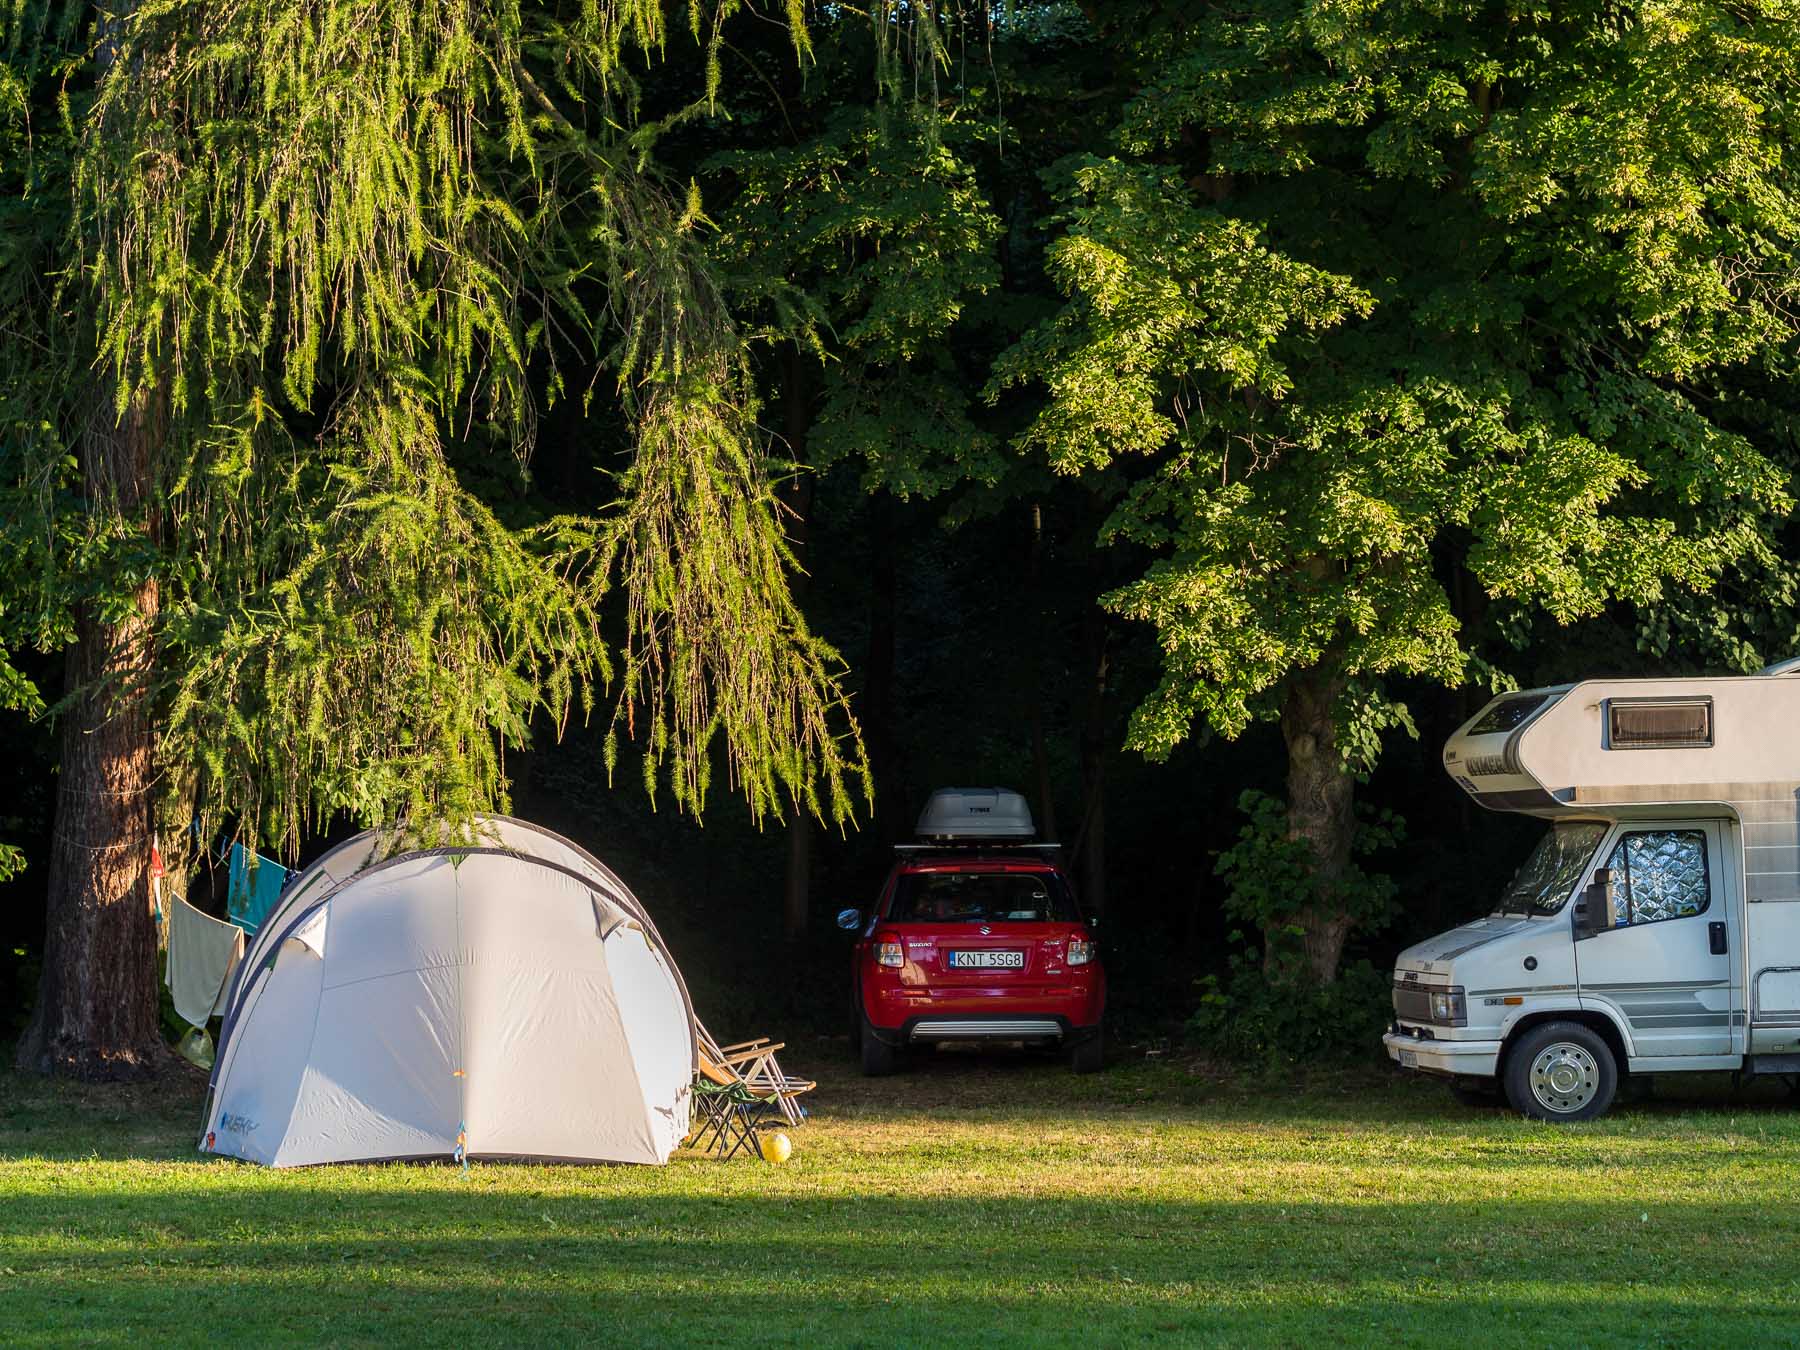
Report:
1529,1042,1599,1114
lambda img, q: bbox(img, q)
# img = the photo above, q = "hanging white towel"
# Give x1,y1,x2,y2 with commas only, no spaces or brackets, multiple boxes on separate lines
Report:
166,896,245,1029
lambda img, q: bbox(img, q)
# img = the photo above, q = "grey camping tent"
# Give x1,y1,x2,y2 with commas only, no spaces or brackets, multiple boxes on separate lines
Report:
202,816,696,1166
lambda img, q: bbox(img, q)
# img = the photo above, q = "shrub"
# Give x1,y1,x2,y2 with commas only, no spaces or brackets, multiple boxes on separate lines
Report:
1187,789,1401,1065
1186,959,1393,1067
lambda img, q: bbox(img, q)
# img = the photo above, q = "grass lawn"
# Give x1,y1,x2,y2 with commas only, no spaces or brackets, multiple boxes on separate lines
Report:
2,1048,1798,1346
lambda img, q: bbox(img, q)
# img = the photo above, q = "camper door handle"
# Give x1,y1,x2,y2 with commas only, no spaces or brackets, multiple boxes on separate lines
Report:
1708,922,1727,956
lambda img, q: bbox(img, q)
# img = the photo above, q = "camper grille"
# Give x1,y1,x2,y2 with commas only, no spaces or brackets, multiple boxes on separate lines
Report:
1392,982,1434,1024
1465,754,1511,777
1607,698,1712,749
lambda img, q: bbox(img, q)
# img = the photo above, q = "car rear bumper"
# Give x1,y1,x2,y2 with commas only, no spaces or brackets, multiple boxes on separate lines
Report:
1383,1027,1501,1078
864,1010,1102,1048
860,976,1105,1045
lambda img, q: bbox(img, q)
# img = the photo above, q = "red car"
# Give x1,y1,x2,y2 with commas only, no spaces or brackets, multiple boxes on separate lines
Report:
839,789,1107,1075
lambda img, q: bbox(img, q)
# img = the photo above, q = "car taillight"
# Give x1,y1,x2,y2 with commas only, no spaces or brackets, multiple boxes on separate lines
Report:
875,938,904,968
1067,935,1094,966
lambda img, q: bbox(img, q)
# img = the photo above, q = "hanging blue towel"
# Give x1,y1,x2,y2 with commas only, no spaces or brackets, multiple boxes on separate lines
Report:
226,843,288,937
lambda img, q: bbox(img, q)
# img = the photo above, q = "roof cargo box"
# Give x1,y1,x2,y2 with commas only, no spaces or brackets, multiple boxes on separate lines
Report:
916,787,1036,841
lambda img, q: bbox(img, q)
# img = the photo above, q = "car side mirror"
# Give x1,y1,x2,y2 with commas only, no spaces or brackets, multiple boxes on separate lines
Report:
1573,868,1613,939
836,908,863,931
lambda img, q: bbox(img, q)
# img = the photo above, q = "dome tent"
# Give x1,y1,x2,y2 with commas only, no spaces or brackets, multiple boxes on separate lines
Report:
202,816,695,1167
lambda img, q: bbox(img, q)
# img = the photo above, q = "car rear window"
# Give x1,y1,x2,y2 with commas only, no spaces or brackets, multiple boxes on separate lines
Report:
888,871,1077,923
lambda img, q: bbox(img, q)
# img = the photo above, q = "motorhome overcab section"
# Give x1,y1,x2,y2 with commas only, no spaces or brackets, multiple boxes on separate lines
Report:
1387,659,1800,1121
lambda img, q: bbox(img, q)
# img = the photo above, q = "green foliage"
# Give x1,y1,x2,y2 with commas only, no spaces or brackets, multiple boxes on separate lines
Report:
994,1,1800,769
594,354,872,822
0,1,82,884
161,388,612,855
2,0,869,866
710,99,1005,499
1186,960,1394,1066
991,156,1374,479
1213,789,1402,973
1191,785,1400,1064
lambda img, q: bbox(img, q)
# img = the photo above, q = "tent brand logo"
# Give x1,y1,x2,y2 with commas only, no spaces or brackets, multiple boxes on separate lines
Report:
219,1112,258,1136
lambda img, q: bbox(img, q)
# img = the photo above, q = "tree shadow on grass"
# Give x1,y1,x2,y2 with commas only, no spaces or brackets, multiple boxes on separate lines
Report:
0,1191,1795,1347
802,1047,1800,1127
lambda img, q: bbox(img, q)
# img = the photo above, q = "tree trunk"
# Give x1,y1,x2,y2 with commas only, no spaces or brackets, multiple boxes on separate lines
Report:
16,391,171,1079
780,347,814,941
1027,502,1058,842
1074,605,1108,916
864,493,903,845
783,813,813,944
1280,663,1356,983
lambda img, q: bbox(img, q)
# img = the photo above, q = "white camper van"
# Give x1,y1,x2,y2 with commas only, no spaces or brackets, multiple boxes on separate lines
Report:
1386,660,1800,1120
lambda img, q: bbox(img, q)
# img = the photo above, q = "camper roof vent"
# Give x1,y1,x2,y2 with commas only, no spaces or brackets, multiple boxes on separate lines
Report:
1761,656,1800,677
915,787,1036,841
1607,697,1713,750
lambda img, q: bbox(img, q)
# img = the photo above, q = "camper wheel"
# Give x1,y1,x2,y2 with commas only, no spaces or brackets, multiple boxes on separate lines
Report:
1503,1021,1618,1122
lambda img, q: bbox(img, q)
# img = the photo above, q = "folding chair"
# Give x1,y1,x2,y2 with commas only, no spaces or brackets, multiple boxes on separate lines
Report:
696,1022,817,1128
729,1042,816,1127
688,1055,773,1160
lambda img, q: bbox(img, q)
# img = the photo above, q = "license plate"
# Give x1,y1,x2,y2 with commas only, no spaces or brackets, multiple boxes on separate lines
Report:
948,950,1024,970
1399,1049,1419,1068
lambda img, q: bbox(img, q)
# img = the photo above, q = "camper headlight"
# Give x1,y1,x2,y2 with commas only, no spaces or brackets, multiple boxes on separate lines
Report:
1428,988,1468,1027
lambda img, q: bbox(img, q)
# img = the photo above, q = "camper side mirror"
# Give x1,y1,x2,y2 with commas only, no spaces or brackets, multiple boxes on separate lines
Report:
1572,868,1613,940
836,908,863,932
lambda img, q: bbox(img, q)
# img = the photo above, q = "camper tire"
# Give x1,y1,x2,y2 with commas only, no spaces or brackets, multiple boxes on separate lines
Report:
1503,1021,1617,1122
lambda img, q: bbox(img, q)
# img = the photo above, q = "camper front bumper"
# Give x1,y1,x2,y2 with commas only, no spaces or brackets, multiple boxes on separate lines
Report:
1384,1026,1501,1078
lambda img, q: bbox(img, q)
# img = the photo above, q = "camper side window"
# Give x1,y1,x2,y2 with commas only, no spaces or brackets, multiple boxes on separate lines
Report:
1602,831,1710,927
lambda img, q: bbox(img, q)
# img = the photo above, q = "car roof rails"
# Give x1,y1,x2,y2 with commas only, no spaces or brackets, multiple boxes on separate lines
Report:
892,841,1063,854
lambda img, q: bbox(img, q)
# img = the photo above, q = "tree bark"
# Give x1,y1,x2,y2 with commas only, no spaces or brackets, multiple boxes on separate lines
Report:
1280,663,1356,983
1074,605,1109,916
1027,502,1059,842
783,813,813,945
16,391,171,1079
780,347,814,942
864,493,902,845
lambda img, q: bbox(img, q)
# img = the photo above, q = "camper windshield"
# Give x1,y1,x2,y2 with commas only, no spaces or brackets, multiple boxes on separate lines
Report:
1497,822,1608,916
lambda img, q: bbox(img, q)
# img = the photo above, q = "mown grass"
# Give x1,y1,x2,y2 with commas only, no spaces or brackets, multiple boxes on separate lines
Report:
2,1048,1798,1346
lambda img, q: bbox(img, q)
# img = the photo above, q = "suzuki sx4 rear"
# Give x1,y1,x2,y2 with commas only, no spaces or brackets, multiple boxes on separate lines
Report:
839,788,1106,1074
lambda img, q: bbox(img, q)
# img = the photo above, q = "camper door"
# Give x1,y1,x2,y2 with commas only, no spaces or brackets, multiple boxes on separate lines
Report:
1573,821,1737,1060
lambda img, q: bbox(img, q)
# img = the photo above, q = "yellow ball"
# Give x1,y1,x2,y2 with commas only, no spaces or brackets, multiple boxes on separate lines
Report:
759,1131,793,1164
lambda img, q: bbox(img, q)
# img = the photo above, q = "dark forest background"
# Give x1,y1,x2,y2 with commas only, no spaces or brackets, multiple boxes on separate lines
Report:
6,2,1799,1064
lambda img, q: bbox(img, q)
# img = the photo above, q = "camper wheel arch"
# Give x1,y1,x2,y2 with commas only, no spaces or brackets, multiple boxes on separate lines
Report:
1498,1007,1632,1082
